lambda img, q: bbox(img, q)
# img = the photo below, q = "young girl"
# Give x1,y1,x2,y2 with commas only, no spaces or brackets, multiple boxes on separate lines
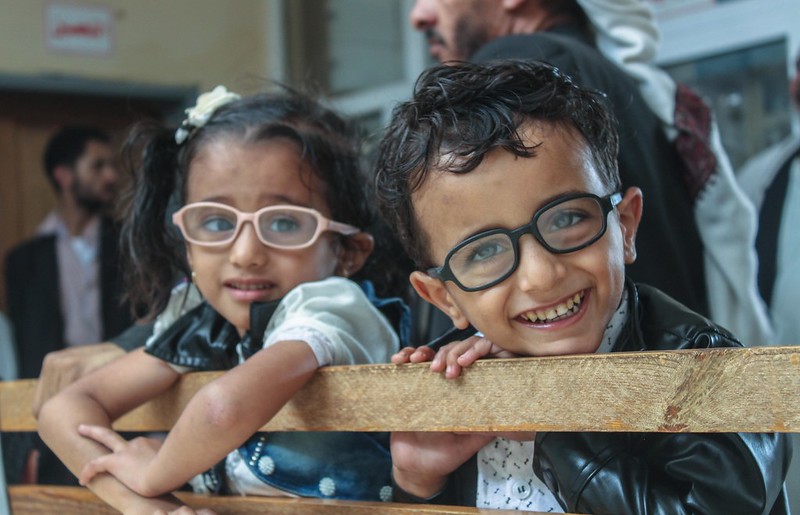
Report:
38,86,409,514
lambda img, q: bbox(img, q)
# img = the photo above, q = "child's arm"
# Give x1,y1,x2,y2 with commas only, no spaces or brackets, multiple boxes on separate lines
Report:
37,347,193,514
393,335,516,379
32,342,125,417
78,340,320,497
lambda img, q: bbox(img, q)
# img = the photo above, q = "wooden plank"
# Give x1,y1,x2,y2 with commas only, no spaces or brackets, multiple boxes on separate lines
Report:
3,346,800,433
7,486,551,515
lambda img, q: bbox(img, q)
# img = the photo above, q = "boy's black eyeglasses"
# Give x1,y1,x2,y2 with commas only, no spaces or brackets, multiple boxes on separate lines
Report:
427,192,623,292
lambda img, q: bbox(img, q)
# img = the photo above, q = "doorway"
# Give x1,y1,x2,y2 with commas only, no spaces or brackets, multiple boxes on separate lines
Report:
0,81,193,312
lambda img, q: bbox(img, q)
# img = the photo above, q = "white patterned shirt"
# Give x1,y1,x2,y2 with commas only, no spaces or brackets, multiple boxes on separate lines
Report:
475,289,629,511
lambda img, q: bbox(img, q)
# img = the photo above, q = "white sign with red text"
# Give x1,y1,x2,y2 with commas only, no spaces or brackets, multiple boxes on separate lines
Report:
45,2,114,56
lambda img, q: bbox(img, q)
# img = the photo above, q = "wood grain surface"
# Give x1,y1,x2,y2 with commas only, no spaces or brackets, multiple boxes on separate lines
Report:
3,346,799,433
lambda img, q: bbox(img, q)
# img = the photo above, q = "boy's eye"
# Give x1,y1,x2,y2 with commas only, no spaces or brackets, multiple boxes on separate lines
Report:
201,216,236,233
459,236,512,267
468,241,506,262
541,209,589,233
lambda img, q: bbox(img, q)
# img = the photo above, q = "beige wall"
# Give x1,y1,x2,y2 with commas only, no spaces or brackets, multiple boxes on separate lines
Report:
0,0,273,93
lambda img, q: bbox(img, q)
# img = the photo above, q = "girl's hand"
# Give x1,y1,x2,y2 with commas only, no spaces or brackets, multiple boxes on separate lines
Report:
121,492,216,515
78,424,163,496
430,335,516,379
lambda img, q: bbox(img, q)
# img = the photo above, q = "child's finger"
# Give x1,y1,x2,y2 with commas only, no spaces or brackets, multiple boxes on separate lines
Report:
78,455,110,485
430,348,447,372
456,337,494,367
408,346,435,363
78,424,126,452
444,362,464,379
431,337,479,375
391,347,415,364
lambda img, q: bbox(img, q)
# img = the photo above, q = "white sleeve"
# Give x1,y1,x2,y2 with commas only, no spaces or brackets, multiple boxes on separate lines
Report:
263,277,398,367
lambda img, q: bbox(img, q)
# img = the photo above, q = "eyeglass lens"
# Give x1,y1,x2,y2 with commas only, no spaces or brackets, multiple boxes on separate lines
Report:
447,196,608,289
180,205,320,247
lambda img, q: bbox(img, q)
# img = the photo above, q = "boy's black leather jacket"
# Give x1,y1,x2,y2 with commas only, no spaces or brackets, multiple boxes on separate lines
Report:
395,281,791,514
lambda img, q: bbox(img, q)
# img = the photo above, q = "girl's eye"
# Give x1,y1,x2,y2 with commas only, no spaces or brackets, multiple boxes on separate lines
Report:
268,216,301,233
201,216,236,233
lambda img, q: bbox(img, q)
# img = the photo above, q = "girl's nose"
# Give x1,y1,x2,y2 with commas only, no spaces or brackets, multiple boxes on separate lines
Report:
512,236,565,293
228,222,269,268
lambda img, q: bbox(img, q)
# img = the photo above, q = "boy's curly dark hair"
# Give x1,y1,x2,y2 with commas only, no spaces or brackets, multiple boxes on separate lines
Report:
373,59,621,269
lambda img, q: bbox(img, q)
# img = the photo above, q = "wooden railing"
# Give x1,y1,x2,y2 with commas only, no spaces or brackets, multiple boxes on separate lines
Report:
2,346,799,514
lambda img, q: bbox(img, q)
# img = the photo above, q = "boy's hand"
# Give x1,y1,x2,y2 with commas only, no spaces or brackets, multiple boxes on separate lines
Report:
78,424,162,497
431,335,516,379
455,431,537,441
393,336,516,379
391,346,436,364
391,431,493,499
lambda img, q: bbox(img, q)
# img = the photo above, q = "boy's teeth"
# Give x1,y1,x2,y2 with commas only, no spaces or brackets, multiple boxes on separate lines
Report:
524,292,584,323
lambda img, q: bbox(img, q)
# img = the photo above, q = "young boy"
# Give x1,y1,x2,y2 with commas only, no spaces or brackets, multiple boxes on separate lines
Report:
374,60,790,514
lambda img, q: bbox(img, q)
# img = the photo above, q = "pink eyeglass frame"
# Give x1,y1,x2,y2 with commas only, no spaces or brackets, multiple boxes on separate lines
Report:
172,202,360,249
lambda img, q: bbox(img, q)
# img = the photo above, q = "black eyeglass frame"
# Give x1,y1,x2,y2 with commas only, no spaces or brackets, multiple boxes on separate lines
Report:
427,192,623,292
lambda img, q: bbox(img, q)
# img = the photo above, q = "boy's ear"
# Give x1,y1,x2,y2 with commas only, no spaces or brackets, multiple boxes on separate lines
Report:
617,187,643,265
409,271,470,330
337,232,374,278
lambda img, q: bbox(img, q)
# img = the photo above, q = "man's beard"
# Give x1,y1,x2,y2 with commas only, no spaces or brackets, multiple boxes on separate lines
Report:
72,178,110,214
452,15,491,61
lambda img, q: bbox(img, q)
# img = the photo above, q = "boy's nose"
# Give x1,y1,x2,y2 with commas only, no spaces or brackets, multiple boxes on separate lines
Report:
512,236,565,293
228,222,269,268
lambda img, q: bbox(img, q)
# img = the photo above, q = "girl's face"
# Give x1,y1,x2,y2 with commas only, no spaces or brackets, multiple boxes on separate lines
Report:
184,137,343,335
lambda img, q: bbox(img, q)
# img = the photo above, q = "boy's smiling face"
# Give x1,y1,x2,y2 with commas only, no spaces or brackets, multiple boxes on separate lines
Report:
410,123,642,356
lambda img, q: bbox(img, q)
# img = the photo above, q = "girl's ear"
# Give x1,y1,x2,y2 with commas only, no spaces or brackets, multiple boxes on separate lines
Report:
617,187,643,265
409,271,470,330
337,232,374,277
185,250,194,277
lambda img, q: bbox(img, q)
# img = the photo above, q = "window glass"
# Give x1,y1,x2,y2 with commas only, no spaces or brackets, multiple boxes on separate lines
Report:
285,0,405,95
664,39,791,168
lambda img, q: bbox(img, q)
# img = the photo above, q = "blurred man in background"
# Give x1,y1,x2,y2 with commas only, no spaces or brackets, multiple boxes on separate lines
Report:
4,125,133,485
